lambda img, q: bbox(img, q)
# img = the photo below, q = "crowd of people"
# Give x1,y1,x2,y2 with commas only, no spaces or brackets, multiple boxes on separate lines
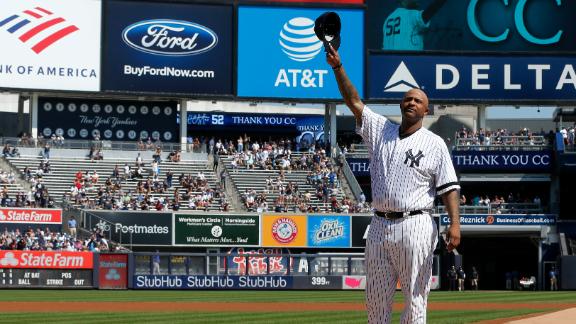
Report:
0,227,113,252
65,150,228,212
457,192,544,213
454,127,553,147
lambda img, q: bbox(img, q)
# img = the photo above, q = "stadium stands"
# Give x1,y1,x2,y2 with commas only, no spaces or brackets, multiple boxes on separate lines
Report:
6,154,231,212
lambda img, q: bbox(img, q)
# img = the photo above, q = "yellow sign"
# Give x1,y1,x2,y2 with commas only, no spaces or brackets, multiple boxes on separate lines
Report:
262,214,307,247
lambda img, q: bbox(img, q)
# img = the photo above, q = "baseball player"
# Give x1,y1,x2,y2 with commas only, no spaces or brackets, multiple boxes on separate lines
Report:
326,44,460,323
382,0,448,51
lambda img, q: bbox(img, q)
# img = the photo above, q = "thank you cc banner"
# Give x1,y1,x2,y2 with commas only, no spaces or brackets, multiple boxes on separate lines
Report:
452,150,552,172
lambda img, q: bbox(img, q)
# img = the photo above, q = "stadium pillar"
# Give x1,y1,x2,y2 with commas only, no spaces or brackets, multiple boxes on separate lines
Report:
30,93,38,140
477,105,487,132
324,103,337,157
180,100,188,152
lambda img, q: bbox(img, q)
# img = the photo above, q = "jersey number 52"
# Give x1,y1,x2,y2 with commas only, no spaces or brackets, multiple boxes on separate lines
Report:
385,17,401,36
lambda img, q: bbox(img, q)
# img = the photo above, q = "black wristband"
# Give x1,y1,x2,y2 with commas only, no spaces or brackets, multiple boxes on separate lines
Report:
332,63,342,71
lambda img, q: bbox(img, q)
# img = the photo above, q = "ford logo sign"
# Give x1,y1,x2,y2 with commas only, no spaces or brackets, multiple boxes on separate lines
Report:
122,19,218,56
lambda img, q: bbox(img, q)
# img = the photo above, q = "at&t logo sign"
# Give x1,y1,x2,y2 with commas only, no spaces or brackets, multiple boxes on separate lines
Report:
275,17,328,89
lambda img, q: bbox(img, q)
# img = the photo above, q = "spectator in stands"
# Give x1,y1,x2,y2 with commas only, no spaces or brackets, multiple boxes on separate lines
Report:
137,139,146,151
68,216,77,238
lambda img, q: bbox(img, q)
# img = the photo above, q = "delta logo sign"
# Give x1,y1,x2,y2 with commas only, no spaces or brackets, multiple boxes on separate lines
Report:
0,0,101,91
369,53,576,102
0,250,93,269
0,208,62,224
237,6,364,99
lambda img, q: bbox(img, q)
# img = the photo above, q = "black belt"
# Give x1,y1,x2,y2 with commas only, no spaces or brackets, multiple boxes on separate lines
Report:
375,210,423,219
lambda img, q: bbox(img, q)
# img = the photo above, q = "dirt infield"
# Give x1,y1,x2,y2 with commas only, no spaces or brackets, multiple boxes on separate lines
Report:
0,301,574,313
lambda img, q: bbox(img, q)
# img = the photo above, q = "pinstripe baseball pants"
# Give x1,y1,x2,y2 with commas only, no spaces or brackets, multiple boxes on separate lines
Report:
365,213,438,324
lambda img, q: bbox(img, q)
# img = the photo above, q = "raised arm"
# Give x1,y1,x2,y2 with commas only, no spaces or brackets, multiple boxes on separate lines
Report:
442,188,461,252
326,44,364,124
422,0,448,24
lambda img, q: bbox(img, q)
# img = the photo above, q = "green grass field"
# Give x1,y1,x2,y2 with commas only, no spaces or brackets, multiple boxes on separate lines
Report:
1,290,575,323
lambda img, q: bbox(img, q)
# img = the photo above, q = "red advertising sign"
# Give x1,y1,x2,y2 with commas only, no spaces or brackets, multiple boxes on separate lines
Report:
98,254,128,289
0,208,62,224
0,250,93,269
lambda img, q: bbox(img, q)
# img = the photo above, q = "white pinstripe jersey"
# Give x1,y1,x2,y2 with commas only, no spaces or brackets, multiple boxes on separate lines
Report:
356,106,459,212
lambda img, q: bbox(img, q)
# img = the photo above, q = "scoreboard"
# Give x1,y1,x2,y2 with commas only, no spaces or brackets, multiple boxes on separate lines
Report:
0,269,93,288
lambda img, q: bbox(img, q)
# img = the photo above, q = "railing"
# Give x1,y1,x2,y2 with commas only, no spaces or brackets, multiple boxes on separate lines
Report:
0,137,182,152
454,136,549,151
336,145,363,201
435,202,544,214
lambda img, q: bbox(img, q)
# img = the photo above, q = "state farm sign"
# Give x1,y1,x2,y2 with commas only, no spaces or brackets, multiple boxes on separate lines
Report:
0,251,93,269
0,208,62,224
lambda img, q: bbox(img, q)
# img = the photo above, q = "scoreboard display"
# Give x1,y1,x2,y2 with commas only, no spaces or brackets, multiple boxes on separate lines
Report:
0,269,93,288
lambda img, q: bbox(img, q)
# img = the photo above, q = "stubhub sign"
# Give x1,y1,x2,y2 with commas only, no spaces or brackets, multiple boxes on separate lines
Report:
369,53,576,102
238,7,363,99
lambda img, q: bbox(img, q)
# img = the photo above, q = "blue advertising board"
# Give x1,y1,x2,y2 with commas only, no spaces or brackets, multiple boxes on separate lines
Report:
238,6,364,99
367,0,575,53
452,150,552,172
368,53,576,102
307,215,351,248
346,158,370,177
181,112,324,149
440,214,556,226
134,275,293,289
102,1,232,95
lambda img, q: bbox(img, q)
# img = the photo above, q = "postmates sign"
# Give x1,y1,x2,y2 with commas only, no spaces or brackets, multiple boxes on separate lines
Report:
262,214,307,247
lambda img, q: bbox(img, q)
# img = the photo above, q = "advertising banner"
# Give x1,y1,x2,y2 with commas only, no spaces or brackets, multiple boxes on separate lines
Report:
0,268,93,288
0,0,100,91
452,150,552,172
307,215,351,248
102,0,232,95
440,214,557,226
225,248,291,275
38,97,178,142
262,215,307,247
0,208,61,224
182,112,324,150
346,158,370,177
351,215,372,248
367,0,575,53
98,253,128,289
293,275,343,290
134,275,293,289
0,250,93,269
238,6,364,99
85,211,172,246
368,53,576,102
174,214,259,246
